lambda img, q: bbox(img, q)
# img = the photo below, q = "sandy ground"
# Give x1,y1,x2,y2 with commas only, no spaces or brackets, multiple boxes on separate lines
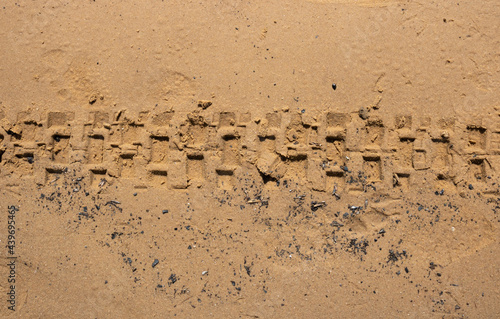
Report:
0,0,499,318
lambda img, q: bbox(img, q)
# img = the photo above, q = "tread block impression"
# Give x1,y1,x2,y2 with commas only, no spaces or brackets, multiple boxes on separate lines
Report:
0,108,498,195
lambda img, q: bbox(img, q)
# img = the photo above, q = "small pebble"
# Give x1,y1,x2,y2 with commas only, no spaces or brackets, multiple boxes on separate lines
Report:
152,259,159,268
197,100,212,109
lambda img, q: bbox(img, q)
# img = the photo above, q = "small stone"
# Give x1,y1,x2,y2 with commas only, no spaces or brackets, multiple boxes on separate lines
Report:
468,184,474,190
89,94,98,105
197,100,212,109
152,259,159,268
332,83,337,90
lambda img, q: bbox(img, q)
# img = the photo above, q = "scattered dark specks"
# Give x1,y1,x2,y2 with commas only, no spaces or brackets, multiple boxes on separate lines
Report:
111,232,122,239
152,259,159,268
168,273,178,285
388,249,407,262
332,83,337,90
244,265,251,276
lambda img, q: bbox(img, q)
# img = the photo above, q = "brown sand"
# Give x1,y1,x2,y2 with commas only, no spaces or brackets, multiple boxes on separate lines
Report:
0,0,499,318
